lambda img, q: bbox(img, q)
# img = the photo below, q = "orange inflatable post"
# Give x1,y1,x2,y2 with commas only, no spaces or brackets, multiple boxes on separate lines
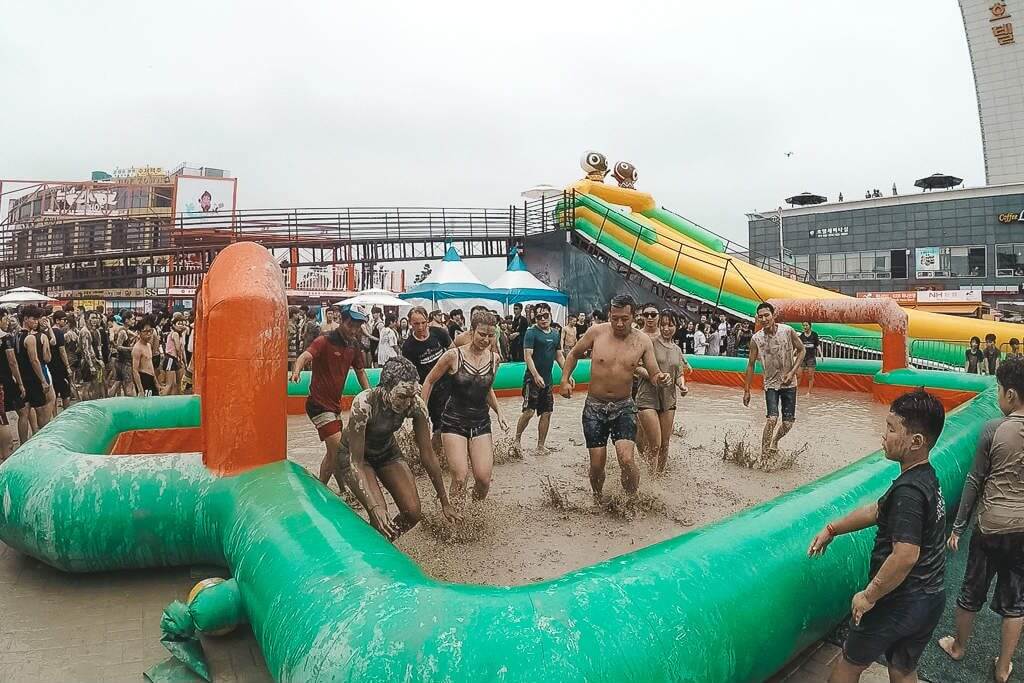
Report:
195,242,288,476
767,298,908,373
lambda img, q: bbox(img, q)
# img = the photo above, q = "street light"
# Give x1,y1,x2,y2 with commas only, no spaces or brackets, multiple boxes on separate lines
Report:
749,207,786,264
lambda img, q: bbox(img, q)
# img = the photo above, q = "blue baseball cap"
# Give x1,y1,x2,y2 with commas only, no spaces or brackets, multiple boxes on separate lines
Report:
340,305,367,322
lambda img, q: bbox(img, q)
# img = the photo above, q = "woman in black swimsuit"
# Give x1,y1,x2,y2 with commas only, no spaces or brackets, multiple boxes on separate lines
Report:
422,310,508,502
335,357,458,541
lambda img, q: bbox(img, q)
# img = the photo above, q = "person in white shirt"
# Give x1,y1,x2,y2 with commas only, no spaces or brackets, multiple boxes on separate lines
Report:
693,325,708,355
377,313,401,366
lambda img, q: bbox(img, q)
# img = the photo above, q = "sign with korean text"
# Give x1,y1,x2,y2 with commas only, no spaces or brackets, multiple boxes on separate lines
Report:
991,1,1015,45
808,226,849,238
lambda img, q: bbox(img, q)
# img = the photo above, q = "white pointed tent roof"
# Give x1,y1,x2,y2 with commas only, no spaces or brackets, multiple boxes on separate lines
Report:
420,245,486,286
490,254,556,291
399,245,505,308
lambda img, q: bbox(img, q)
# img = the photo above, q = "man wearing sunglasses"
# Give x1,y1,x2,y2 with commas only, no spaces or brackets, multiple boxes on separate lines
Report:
515,302,569,454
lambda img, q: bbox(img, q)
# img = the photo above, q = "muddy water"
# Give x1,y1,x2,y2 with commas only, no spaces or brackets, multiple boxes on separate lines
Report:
285,383,889,586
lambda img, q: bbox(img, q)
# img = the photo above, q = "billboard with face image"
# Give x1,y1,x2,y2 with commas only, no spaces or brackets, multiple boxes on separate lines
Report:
173,176,237,225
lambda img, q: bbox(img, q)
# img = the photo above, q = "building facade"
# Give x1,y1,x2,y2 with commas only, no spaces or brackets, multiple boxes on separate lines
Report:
747,183,1024,308
959,1,1024,184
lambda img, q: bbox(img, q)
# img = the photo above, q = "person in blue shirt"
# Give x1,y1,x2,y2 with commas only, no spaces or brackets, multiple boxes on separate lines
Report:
515,302,570,454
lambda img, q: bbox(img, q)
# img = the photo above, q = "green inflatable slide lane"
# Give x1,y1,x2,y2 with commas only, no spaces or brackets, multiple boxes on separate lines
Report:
571,197,970,368
0,365,1001,682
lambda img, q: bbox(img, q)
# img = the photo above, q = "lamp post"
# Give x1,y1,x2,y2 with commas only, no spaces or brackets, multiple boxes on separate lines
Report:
750,207,786,265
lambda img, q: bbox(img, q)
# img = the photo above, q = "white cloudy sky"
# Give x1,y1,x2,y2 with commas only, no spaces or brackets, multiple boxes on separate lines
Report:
0,1,983,281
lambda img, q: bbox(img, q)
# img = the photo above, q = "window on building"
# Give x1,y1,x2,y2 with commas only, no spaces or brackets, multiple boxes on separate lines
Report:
131,189,150,209
891,250,907,279
153,187,172,208
816,254,831,276
917,246,986,278
997,243,1024,276
793,254,809,273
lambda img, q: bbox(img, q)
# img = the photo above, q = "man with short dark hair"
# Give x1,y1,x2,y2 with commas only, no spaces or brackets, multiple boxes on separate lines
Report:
402,306,454,454
15,306,51,430
510,303,528,362
939,358,1024,683
447,309,465,341
291,306,371,488
984,333,1000,376
515,302,568,454
809,389,947,683
743,301,805,456
560,294,668,499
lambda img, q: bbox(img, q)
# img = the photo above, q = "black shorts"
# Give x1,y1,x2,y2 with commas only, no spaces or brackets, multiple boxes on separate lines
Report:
843,591,945,674
163,356,180,373
50,367,71,400
582,396,637,449
802,355,817,368
139,372,159,397
427,384,450,434
2,380,23,413
23,379,46,409
956,527,1024,618
439,413,491,439
522,377,554,415
339,442,403,471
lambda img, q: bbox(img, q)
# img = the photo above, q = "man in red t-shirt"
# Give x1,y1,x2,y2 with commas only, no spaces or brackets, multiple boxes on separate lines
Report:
291,306,370,487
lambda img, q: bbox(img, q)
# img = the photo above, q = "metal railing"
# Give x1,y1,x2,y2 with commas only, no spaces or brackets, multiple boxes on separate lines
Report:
817,335,882,361
0,194,571,268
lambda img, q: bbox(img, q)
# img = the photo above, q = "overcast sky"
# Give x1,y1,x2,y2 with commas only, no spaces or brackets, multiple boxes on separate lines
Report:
0,1,983,281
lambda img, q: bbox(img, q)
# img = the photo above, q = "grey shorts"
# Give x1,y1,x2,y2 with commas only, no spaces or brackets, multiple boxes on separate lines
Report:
635,382,677,413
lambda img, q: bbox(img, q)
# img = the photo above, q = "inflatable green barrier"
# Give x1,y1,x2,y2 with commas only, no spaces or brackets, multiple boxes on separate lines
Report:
0,366,1001,682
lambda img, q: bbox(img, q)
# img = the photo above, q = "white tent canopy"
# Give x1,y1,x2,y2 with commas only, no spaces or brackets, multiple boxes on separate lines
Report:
335,288,411,309
0,287,56,306
399,245,506,314
490,254,569,323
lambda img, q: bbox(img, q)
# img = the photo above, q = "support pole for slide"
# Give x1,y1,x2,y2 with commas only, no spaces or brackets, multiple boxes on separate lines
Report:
767,297,908,373
195,242,288,476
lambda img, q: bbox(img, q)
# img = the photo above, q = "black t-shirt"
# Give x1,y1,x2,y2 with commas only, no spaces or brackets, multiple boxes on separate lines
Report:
675,328,695,354
511,315,528,351
984,346,1000,374
447,322,464,341
0,333,13,383
965,348,983,374
575,323,588,340
799,331,820,360
870,463,946,602
401,327,453,383
48,328,67,372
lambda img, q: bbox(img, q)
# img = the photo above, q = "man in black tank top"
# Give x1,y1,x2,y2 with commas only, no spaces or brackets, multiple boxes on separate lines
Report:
334,357,458,540
808,390,947,681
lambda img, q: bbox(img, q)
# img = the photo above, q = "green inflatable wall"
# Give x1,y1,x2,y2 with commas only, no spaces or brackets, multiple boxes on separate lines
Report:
0,361,1001,682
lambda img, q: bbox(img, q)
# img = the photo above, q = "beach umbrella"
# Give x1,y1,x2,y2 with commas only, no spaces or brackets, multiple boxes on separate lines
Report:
335,288,410,308
914,173,963,191
0,287,55,305
785,192,827,206
520,184,563,199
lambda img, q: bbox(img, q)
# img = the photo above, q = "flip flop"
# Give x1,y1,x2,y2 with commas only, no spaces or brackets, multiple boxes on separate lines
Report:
995,656,1013,683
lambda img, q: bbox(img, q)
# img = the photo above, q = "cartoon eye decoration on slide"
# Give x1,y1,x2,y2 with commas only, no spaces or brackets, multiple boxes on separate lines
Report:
613,161,638,189
580,151,610,181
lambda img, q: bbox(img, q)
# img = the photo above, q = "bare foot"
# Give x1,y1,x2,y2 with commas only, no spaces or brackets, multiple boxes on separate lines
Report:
938,636,964,662
995,657,1013,683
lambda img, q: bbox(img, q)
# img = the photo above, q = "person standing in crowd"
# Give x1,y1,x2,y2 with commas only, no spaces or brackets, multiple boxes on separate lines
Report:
639,303,660,337
560,294,668,501
108,312,137,397
808,390,947,683
131,316,160,398
497,317,512,360
560,313,578,356
939,358,1024,683
736,321,753,358
716,313,729,343
676,320,695,355
799,322,821,396
0,313,26,452
163,317,186,395
321,306,340,335
402,306,454,453
574,312,588,342
398,316,411,342
515,302,568,455
79,311,105,401
743,302,805,457
965,336,984,375
331,357,459,540
1008,337,1024,361
428,310,445,329
300,306,322,352
59,311,80,394
509,303,528,362
291,306,371,489
984,333,1000,376
422,310,508,502
15,306,51,432
635,310,690,474
287,306,303,369
446,309,465,341
693,323,708,355
707,322,723,356
377,313,401,367
43,312,73,412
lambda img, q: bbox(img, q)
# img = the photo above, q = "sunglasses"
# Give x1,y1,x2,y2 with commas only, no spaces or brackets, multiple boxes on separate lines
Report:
643,311,659,318
535,313,551,320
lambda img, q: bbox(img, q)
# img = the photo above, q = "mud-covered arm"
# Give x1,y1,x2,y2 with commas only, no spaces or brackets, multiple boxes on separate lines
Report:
953,420,998,536
334,394,393,539
744,341,760,394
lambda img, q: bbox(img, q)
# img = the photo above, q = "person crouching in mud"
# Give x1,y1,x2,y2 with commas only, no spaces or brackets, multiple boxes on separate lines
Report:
560,294,669,500
335,357,459,541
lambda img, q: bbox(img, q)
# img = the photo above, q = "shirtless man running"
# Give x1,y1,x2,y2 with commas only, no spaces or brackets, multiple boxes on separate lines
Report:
131,316,160,397
560,294,668,499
